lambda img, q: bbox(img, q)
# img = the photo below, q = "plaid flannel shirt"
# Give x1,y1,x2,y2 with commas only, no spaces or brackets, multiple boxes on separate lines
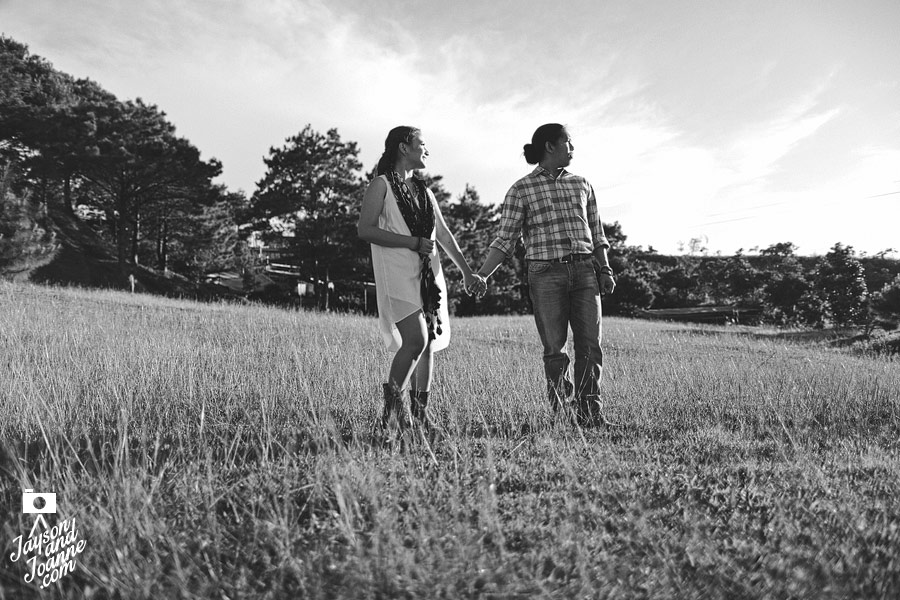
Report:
490,166,610,260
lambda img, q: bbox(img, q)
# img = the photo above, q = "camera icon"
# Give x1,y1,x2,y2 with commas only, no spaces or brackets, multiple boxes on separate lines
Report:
22,489,57,514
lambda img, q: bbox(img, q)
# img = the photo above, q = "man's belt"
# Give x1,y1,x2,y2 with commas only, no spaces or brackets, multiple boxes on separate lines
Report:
531,253,593,263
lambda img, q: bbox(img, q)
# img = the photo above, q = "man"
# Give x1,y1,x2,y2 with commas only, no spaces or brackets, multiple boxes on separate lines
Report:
476,123,618,427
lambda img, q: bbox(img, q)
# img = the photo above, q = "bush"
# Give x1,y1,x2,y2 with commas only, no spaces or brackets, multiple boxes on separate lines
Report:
871,275,900,329
0,165,59,273
605,270,655,316
816,244,868,326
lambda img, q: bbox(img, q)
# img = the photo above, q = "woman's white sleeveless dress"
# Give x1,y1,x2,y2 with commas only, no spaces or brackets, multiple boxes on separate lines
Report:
370,175,450,352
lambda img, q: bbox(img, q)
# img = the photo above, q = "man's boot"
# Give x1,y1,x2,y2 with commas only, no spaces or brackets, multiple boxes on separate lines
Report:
548,380,574,413
575,394,621,429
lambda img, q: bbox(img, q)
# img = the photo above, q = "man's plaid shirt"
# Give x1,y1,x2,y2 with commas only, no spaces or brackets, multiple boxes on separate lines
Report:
490,166,610,260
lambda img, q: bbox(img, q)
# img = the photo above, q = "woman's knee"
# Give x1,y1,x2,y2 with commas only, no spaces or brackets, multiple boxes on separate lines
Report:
411,332,436,355
400,329,428,357
396,312,429,356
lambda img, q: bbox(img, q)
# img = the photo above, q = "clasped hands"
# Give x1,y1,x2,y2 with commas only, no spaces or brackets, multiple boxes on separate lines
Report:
464,272,487,297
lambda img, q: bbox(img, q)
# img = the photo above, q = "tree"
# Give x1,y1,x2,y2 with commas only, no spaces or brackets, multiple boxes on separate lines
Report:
2,38,223,274
758,242,819,326
439,184,528,315
720,251,765,305
247,125,367,309
1,37,90,213
654,263,699,308
602,220,629,251
870,275,900,330
677,236,708,256
152,187,251,280
760,241,799,259
695,257,728,303
419,172,452,207
1,36,255,300
816,243,868,327
597,223,659,315
603,269,655,315
765,273,816,325
72,98,222,269
860,250,900,300
0,163,58,273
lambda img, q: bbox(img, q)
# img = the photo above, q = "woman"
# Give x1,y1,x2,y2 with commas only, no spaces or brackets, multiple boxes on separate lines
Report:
358,126,485,434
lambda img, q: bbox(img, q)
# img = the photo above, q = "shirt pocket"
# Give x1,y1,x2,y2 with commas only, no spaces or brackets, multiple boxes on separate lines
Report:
572,186,589,213
527,192,554,230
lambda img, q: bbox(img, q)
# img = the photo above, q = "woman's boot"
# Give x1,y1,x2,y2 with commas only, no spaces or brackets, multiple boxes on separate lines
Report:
382,382,408,431
409,389,431,430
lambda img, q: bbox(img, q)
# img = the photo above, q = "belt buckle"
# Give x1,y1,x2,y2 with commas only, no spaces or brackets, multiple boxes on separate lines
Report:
559,253,573,263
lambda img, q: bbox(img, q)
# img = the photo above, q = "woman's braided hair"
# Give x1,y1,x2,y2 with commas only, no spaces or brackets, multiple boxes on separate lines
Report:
376,126,420,176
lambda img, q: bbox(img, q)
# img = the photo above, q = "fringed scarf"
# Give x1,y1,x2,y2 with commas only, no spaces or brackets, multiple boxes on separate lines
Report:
386,171,443,340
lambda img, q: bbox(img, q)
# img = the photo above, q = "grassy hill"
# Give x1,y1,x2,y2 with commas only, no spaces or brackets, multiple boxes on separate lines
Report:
2,208,204,297
1,281,898,598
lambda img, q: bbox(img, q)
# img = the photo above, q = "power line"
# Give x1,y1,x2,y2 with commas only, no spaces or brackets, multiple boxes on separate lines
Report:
690,215,756,227
704,201,788,218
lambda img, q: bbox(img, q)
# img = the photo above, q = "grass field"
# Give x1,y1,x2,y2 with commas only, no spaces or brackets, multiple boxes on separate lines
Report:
1,280,899,599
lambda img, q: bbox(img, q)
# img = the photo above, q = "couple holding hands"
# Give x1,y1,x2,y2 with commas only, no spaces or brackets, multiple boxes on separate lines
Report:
357,123,618,437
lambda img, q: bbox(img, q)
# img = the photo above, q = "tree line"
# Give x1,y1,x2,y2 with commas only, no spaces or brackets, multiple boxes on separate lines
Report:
606,239,900,330
2,36,899,331
1,36,248,279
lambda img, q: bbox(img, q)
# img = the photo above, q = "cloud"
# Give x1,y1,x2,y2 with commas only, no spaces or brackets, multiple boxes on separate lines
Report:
3,0,897,255
726,95,841,187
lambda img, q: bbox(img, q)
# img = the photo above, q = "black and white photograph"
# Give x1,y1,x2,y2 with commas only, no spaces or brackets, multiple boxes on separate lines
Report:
2,0,899,597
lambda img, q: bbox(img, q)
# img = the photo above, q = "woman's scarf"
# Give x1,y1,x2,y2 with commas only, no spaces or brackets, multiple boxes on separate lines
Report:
386,171,443,340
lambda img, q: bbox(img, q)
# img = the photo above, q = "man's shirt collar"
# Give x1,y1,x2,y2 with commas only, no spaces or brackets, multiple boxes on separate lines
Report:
532,165,569,180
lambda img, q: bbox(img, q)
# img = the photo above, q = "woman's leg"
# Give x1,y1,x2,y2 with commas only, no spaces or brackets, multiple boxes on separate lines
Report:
409,341,434,427
388,311,428,389
411,342,433,392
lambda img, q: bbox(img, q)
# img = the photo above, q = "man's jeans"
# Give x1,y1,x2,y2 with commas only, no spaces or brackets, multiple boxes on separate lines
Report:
527,259,603,409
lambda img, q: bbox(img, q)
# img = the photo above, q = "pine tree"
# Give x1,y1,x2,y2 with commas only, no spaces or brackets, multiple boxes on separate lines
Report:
0,164,58,273
247,125,367,309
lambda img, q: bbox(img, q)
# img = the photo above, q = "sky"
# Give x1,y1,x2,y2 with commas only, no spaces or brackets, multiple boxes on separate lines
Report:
2,0,898,256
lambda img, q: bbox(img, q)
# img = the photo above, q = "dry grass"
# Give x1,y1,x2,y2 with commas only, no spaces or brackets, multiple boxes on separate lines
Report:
1,280,899,599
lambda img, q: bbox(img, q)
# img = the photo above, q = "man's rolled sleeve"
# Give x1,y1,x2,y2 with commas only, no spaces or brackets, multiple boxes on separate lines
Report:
489,186,525,257
587,184,610,250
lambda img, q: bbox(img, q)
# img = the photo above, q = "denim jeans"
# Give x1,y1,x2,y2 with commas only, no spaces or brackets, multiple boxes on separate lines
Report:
527,259,603,409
